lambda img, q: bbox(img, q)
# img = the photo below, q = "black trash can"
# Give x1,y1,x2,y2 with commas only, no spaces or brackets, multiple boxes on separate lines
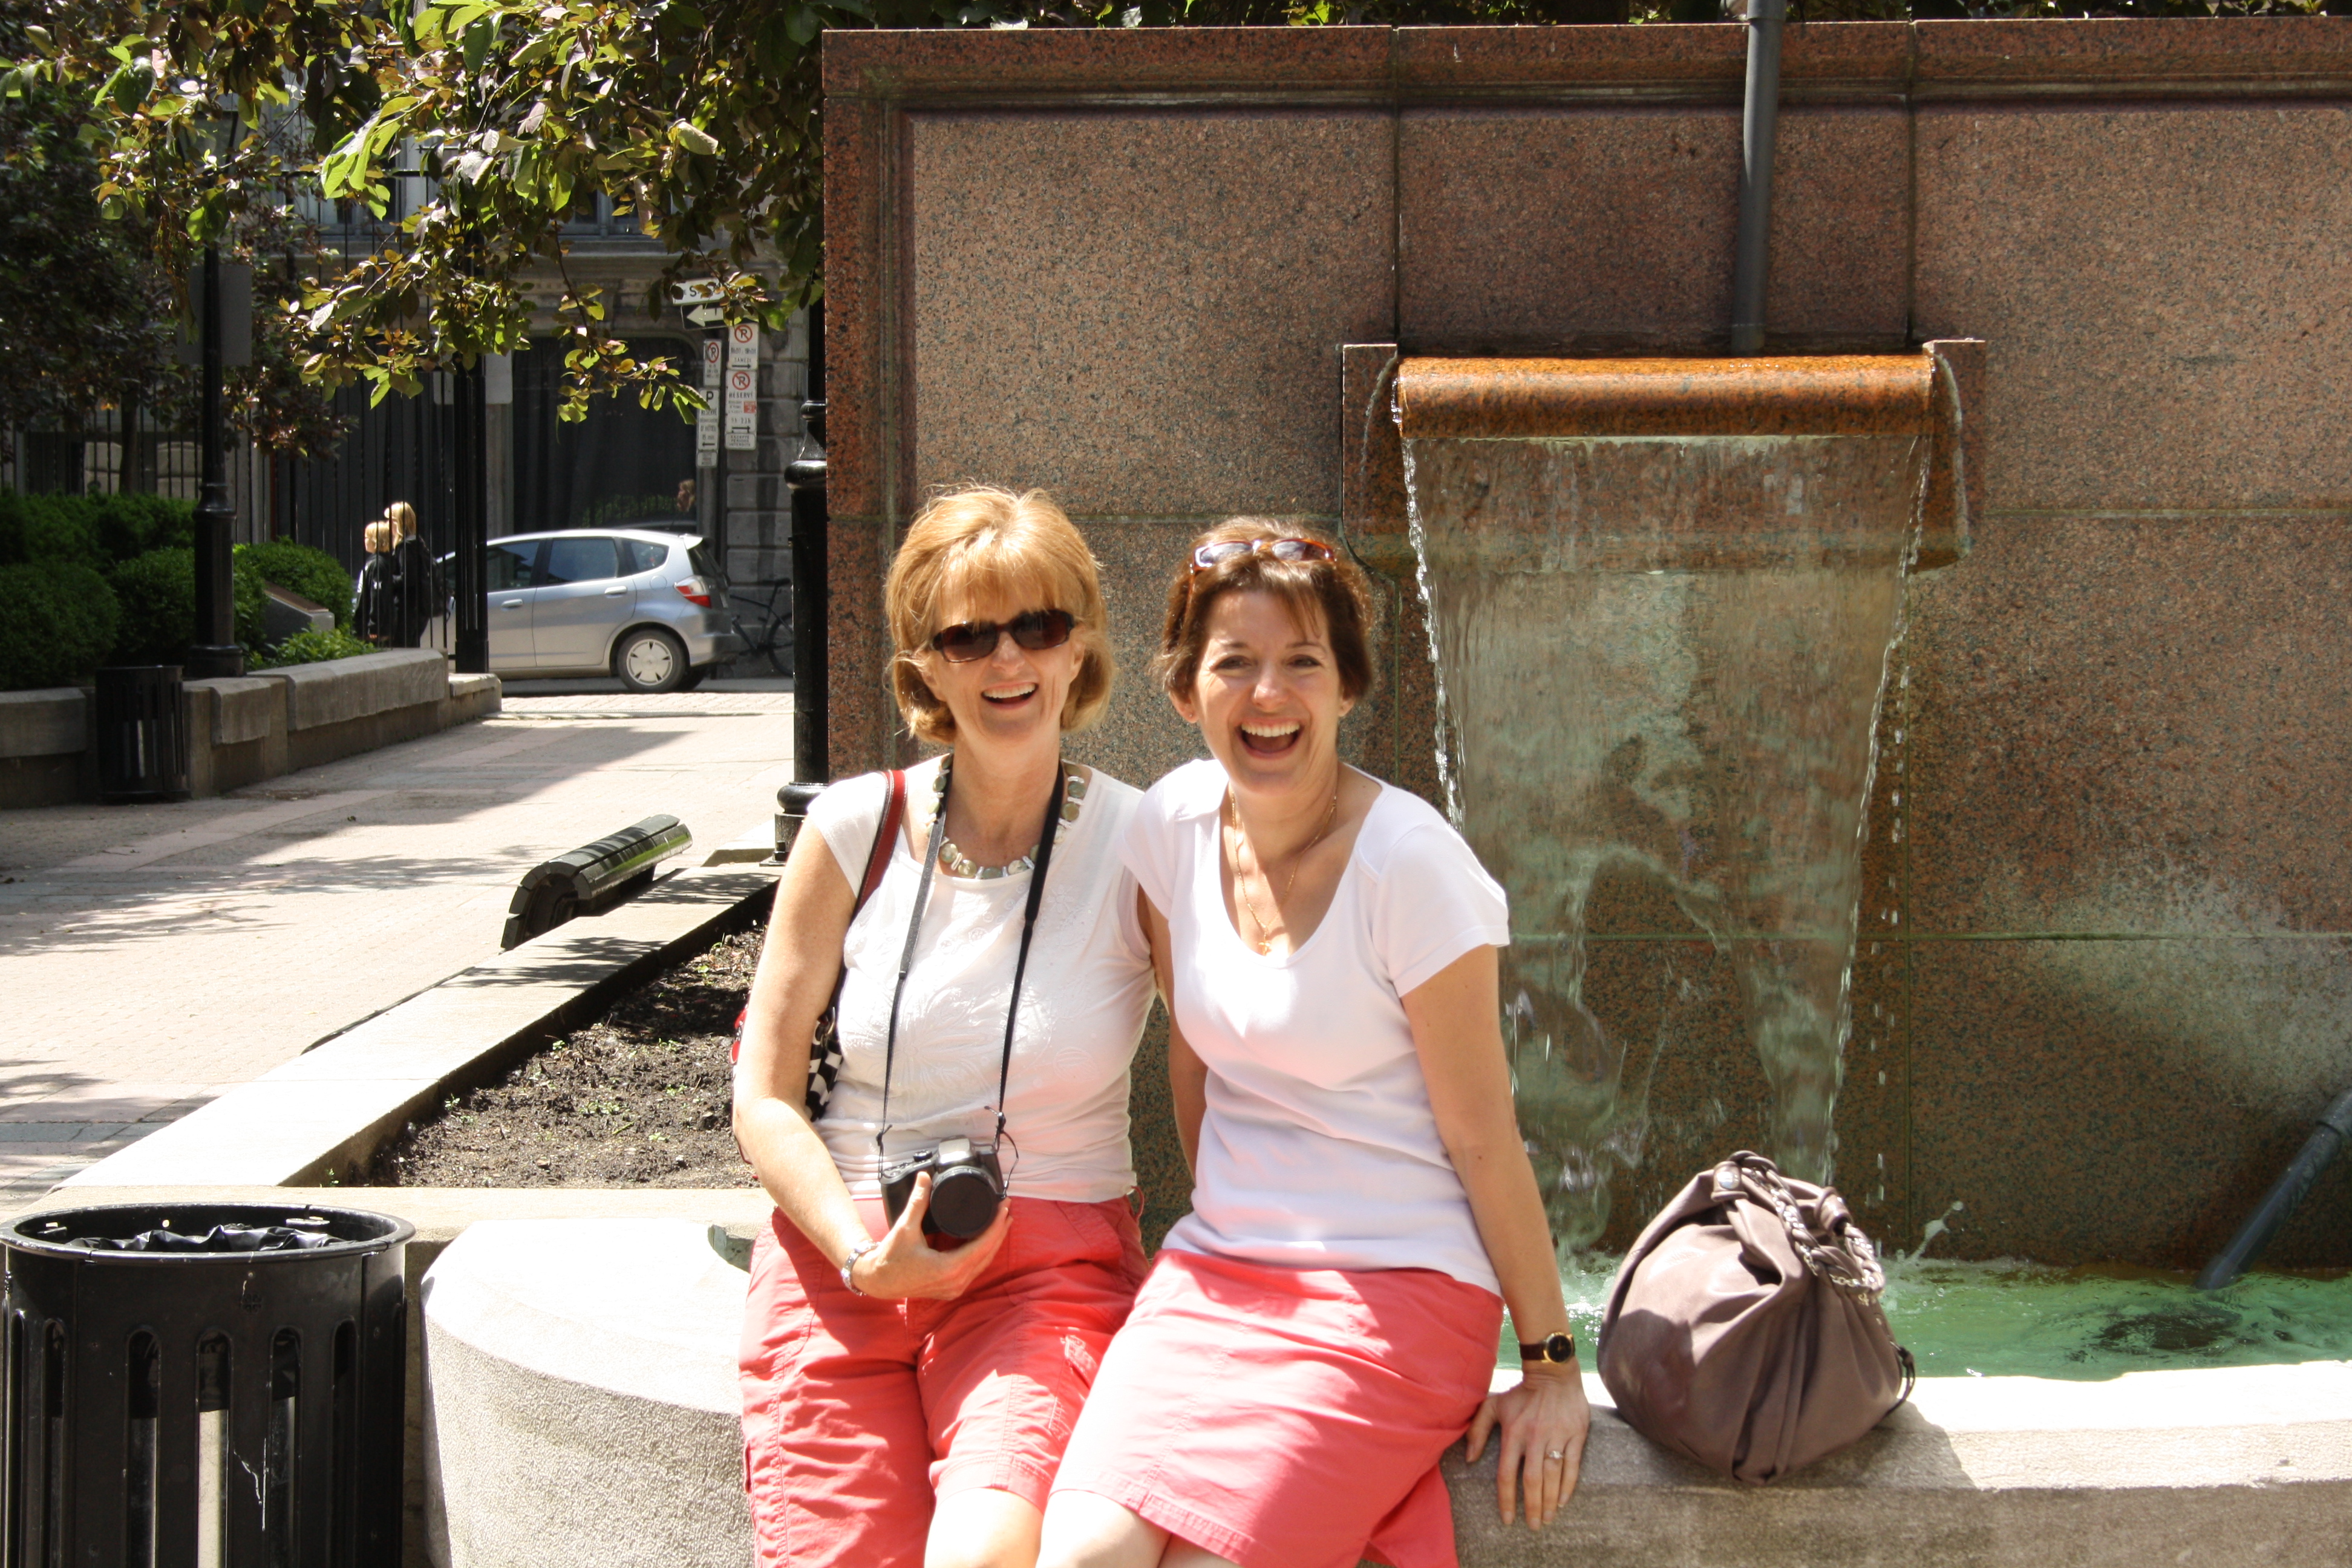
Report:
94,665,189,802
3,1201,413,1567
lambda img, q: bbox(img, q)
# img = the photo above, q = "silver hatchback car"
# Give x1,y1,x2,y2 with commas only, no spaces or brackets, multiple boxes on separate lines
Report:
480,528,746,693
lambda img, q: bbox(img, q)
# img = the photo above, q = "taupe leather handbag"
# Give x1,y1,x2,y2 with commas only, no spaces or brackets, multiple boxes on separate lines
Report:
1598,1150,1915,1484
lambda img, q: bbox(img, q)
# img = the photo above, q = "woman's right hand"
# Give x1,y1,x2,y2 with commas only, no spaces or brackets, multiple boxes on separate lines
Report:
845,1172,1013,1301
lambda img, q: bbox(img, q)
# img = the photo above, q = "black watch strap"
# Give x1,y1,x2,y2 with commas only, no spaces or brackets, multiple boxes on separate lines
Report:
1518,1331,1578,1365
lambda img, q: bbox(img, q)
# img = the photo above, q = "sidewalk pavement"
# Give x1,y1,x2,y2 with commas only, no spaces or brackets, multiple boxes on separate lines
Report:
0,682,794,1203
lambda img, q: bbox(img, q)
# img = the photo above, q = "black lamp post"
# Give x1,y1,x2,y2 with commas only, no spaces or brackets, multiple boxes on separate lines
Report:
186,103,245,679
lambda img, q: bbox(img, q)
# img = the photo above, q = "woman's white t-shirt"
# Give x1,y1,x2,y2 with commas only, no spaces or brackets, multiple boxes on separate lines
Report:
806,756,1154,1204
1122,759,1512,1294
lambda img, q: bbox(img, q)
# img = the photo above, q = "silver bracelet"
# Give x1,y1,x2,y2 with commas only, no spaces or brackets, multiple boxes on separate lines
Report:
839,1239,877,1296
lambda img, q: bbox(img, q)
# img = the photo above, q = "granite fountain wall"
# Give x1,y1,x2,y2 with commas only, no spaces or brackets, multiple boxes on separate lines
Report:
820,18,2352,1267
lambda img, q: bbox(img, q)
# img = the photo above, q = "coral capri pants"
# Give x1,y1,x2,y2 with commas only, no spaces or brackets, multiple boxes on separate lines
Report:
738,1195,1147,1568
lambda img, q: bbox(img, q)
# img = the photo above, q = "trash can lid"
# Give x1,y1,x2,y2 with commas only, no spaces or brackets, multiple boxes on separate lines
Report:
4,1201,416,1264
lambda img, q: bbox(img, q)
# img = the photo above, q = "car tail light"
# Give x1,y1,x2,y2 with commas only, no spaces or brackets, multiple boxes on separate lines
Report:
675,577,713,607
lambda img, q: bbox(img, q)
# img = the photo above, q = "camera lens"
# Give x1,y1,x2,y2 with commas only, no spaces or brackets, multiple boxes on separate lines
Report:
929,1165,1000,1239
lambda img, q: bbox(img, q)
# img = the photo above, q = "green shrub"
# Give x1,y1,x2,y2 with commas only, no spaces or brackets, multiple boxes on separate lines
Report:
0,491,102,570
106,547,195,665
232,555,269,653
237,540,356,631
0,560,122,690
0,491,196,570
255,626,375,668
93,493,195,559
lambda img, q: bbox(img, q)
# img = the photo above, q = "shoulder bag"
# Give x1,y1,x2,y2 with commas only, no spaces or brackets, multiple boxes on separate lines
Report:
1597,1149,1915,1485
730,769,907,1120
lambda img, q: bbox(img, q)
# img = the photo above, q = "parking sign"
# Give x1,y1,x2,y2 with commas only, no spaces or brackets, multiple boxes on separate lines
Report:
726,321,759,369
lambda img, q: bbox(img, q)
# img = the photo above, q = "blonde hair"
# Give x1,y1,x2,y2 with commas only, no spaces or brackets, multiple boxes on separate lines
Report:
885,488,1114,746
386,501,417,541
363,520,388,553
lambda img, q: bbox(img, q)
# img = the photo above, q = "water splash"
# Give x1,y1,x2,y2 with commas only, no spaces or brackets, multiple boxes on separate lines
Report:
1406,431,1927,1249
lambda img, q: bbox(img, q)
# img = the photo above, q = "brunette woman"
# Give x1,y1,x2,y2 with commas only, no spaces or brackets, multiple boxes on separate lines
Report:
1038,522,1591,1568
734,488,1157,1568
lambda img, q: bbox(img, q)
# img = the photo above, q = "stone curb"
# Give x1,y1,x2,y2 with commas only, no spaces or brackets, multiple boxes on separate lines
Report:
61,863,778,1191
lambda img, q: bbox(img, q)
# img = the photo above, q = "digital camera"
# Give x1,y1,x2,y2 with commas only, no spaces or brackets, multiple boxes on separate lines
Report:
878,1137,1004,1240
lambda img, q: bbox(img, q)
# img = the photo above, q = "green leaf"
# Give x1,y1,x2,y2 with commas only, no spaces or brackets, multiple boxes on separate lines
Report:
788,5,822,43
669,120,721,157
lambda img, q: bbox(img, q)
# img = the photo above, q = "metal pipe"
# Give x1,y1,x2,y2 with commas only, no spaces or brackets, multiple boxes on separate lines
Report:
1729,0,1786,357
2197,1085,2352,1292
188,244,244,678
786,300,831,785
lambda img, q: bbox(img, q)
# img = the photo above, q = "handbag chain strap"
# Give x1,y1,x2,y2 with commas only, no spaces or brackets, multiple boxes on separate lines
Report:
1718,1155,1887,1302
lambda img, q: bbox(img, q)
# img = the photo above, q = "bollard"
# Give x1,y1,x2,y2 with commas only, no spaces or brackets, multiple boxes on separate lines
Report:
500,815,694,949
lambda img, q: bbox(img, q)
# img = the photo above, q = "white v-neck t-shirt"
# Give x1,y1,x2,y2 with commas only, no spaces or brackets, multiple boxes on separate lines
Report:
1122,759,1512,1293
806,756,1154,1203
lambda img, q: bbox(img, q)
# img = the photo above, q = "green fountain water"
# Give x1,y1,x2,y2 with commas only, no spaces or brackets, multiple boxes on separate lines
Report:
1406,430,1925,1249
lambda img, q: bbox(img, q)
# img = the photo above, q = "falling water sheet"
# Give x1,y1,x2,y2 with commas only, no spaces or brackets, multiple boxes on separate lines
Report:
1407,433,1927,1250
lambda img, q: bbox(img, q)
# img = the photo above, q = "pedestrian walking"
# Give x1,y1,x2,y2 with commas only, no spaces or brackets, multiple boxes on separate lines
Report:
355,520,395,645
386,501,436,647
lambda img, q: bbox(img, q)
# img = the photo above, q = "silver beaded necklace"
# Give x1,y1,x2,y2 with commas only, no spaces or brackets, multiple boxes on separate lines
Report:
931,760,1087,880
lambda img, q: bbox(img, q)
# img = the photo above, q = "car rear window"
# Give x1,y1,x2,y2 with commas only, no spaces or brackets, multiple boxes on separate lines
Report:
619,538,670,575
688,545,719,581
543,535,620,584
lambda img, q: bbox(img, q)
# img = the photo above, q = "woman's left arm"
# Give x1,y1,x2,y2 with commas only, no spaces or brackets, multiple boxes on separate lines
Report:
1403,944,1592,1530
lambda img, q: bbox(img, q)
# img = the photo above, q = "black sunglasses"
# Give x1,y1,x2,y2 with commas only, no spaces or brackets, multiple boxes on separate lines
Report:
930,608,1077,664
1189,537,1337,573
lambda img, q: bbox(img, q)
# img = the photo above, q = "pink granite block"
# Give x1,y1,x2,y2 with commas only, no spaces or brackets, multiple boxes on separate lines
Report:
1910,935,2352,1268
1399,104,1909,353
906,108,1394,518
825,24,1391,100
1914,99,2352,513
1905,513,2352,936
1390,20,1911,91
1913,15,2352,88
825,515,893,777
821,91,890,522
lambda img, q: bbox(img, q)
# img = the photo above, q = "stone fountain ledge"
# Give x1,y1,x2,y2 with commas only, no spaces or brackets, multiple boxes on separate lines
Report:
61,858,780,1192
408,1217,2352,1568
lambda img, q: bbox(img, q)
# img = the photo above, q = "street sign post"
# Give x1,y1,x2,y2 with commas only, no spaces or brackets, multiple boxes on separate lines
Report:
702,336,724,389
725,321,759,369
725,365,757,451
669,277,724,304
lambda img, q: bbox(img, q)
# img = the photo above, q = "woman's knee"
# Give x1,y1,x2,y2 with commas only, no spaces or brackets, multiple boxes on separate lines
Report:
1034,1492,1166,1568
926,1487,1044,1568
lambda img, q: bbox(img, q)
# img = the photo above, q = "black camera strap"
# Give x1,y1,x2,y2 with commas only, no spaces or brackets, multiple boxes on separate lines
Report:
875,756,1069,1161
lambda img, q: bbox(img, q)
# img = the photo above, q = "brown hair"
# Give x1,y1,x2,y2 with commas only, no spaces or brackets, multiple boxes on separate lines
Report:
362,520,388,554
1155,520,1374,704
885,487,1115,746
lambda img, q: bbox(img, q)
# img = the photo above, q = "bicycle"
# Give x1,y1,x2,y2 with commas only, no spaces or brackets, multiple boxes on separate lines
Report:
727,581,795,677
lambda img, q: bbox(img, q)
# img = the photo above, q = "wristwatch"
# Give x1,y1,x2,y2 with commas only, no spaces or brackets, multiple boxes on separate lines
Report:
1518,1331,1578,1365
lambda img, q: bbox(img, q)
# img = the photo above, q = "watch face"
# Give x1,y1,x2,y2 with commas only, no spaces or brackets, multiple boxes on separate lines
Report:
1538,1333,1573,1362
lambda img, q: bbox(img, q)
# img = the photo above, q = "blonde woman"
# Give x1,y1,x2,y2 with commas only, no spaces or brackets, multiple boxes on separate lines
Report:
384,500,433,646
354,520,394,645
734,488,1158,1568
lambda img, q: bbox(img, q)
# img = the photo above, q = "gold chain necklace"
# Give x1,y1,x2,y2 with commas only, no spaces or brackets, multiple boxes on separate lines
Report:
1226,783,1340,956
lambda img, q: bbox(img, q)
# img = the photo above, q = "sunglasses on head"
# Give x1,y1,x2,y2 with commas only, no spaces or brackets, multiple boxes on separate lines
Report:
1189,537,1337,573
930,608,1077,663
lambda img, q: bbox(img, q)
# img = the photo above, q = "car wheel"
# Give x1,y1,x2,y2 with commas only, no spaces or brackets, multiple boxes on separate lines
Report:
613,627,690,694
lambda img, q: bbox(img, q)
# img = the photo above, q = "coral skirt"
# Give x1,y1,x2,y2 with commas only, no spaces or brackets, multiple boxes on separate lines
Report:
1050,1248,1503,1568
